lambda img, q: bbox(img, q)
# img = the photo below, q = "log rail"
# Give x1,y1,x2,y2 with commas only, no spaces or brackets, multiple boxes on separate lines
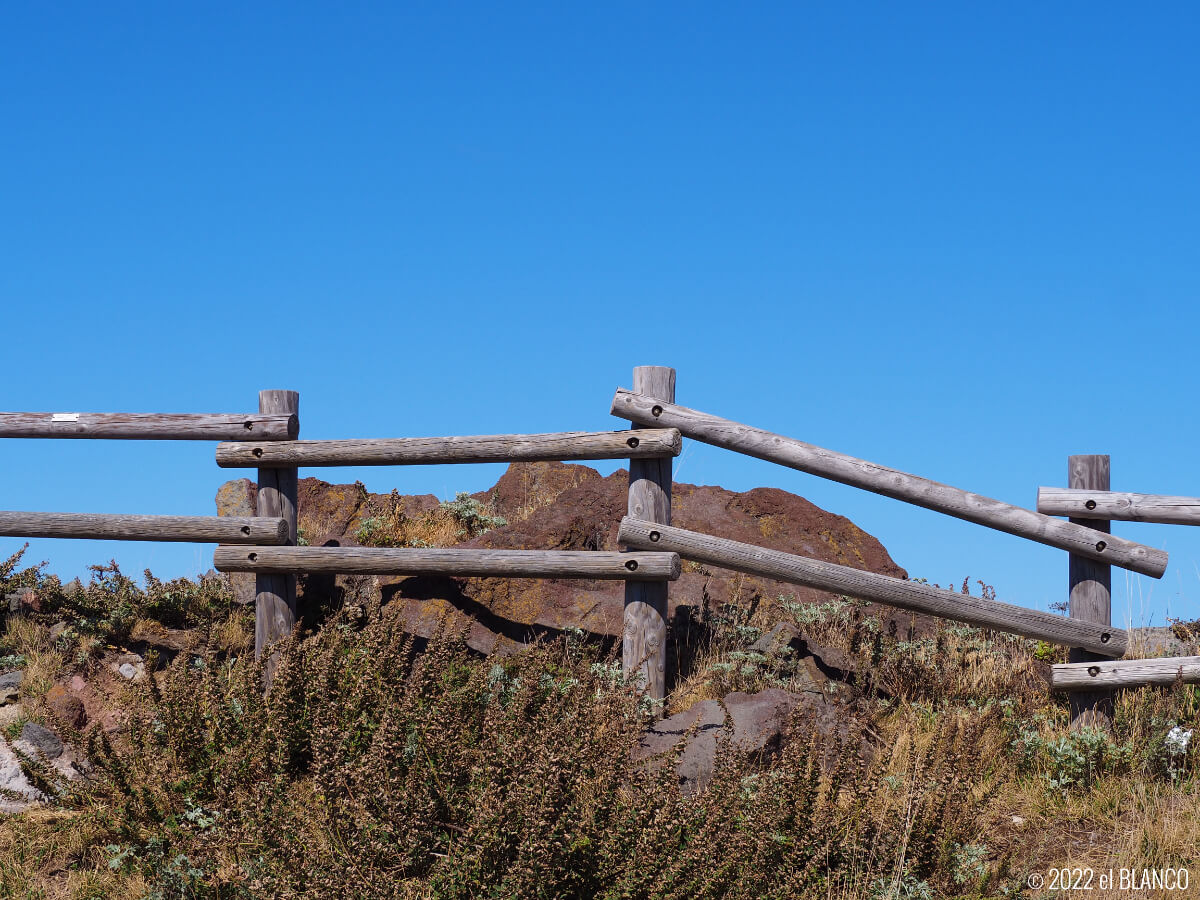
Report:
1052,656,1200,691
216,429,682,468
215,547,681,580
1039,488,1200,525
0,412,297,441
618,516,1126,656
0,511,288,544
610,390,1168,579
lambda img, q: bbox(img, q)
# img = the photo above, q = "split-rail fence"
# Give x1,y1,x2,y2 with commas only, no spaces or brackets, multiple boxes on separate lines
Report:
1,368,1195,722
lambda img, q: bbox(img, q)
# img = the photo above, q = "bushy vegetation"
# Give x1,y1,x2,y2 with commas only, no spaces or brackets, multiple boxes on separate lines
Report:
3,615,1010,899
0,546,242,650
0,551,1196,898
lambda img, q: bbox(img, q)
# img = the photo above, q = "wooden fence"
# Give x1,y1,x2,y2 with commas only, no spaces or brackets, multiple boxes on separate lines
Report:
0,368,1194,713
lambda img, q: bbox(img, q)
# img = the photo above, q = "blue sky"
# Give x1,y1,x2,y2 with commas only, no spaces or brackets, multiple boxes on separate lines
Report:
2,3,1197,627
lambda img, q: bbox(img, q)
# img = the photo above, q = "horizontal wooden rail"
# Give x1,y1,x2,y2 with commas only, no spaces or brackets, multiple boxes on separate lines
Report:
1052,655,1200,691
611,390,1167,579
0,412,298,441
1039,488,1200,525
0,512,288,544
216,429,682,468
618,517,1126,656
214,547,681,580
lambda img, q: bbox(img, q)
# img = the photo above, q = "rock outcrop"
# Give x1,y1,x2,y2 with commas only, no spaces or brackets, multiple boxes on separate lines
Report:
218,461,913,660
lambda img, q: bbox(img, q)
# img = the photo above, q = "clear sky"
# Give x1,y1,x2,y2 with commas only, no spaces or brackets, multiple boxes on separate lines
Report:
2,3,1197,628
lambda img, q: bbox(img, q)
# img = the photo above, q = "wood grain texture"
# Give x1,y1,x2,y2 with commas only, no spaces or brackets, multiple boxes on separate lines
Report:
624,366,675,701
216,429,682,468
1039,487,1200,525
1068,455,1114,730
1053,656,1200,691
618,517,1127,656
610,389,1168,578
0,412,297,440
0,512,287,544
255,391,300,667
215,547,681,579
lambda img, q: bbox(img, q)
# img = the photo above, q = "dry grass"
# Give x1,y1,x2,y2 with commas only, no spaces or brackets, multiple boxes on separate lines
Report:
355,490,507,549
209,610,253,656
505,464,593,524
5,617,65,722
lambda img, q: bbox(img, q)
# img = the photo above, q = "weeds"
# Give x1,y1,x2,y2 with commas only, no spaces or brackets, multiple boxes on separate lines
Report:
0,555,1195,898
356,490,507,548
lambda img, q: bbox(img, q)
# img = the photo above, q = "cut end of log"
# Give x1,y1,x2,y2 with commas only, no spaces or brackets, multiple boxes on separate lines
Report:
1133,547,1170,579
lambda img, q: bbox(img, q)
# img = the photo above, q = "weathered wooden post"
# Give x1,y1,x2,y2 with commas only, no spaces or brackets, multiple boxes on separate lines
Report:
1068,454,1113,731
256,390,299,682
623,366,675,702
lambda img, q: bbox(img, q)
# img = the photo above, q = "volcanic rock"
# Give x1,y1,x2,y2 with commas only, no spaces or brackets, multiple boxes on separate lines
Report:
635,685,848,794
0,671,22,706
0,740,44,812
44,684,86,729
218,460,920,669
216,479,260,606
17,723,63,760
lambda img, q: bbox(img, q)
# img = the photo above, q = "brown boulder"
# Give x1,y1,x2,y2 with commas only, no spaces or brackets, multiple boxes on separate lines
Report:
218,460,914,662
380,464,909,658
216,479,259,606
216,478,257,518
44,684,86,729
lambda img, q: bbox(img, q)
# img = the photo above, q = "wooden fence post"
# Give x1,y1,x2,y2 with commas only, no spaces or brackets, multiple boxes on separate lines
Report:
255,390,299,683
623,366,675,702
1068,454,1113,731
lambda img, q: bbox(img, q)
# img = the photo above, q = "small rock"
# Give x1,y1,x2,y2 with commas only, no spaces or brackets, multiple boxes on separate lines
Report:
98,710,126,734
749,621,800,654
0,671,23,705
636,688,811,794
1012,815,1026,827
118,663,139,680
44,684,86,729
639,700,726,792
69,675,86,693
18,723,63,760
16,589,43,613
724,689,802,753
49,622,69,641
0,703,23,728
0,740,44,811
